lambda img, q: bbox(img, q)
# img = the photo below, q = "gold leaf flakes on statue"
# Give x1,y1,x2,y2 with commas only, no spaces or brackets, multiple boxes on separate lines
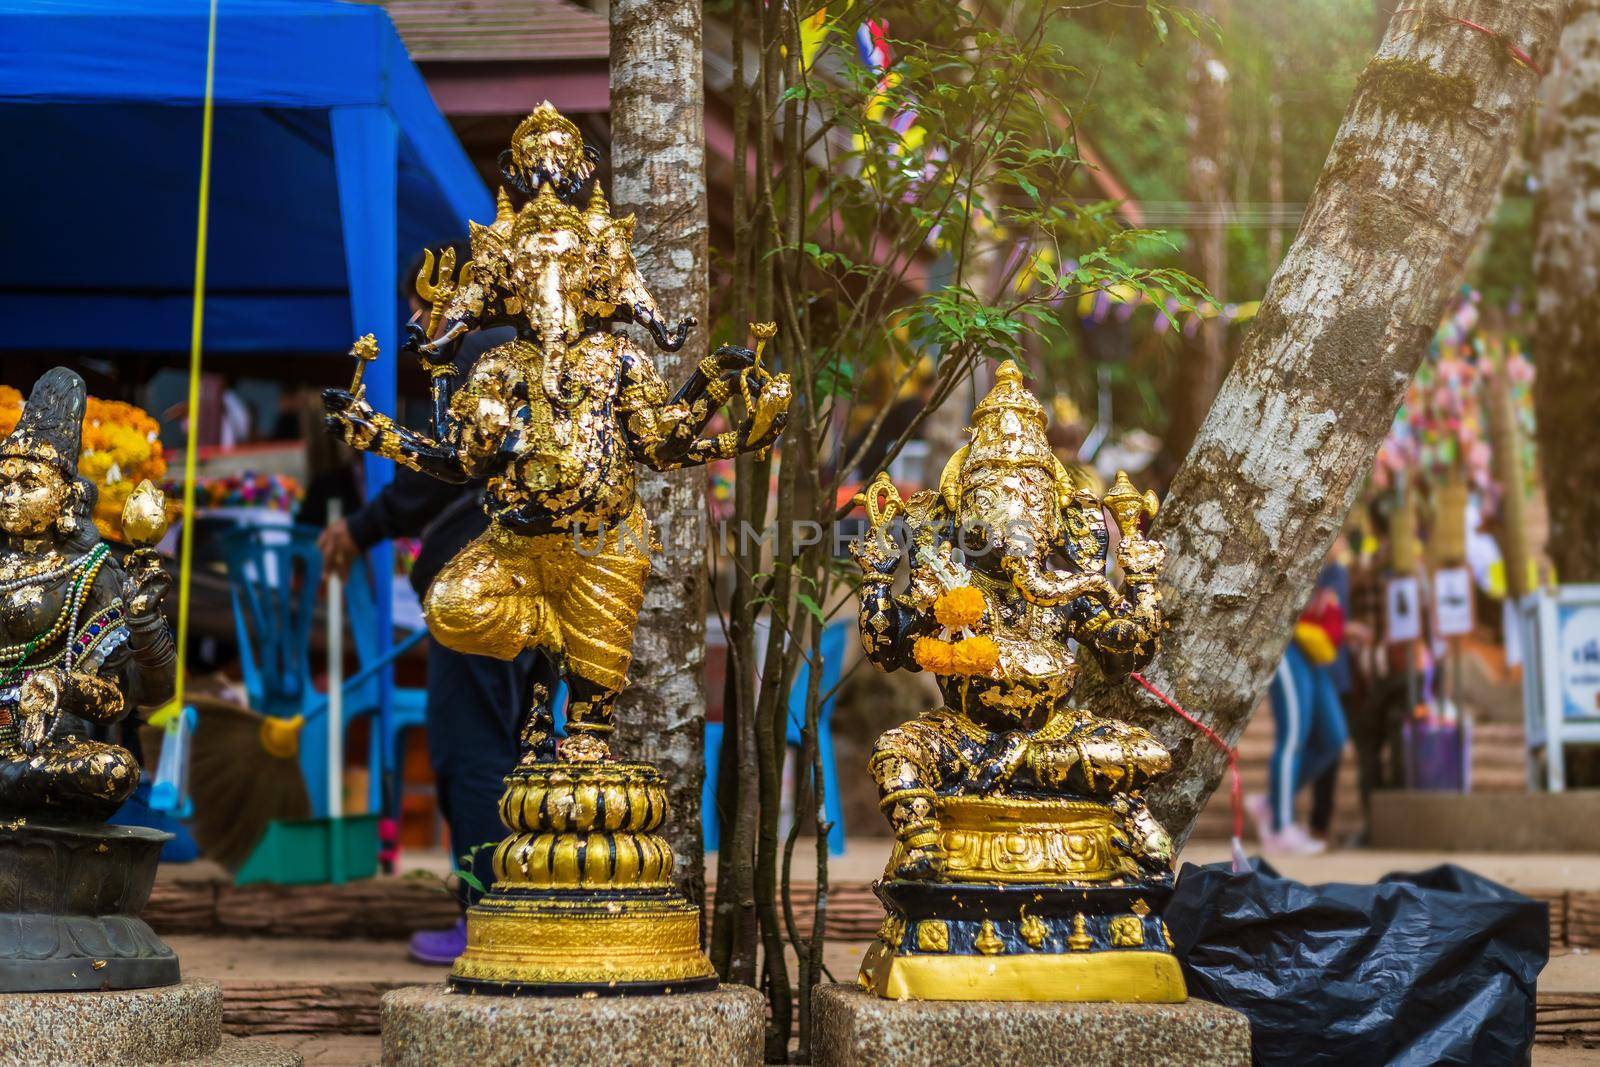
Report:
851,357,1185,1003
916,920,949,953
120,480,167,548
1067,913,1094,952
320,103,791,996
1108,916,1145,947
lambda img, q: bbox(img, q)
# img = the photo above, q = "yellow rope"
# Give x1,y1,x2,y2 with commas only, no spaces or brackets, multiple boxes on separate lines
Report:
165,0,220,722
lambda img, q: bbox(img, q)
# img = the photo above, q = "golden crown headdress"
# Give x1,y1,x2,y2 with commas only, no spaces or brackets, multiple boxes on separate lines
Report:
466,187,517,261
1,367,85,479
938,361,1079,512
502,101,597,198
510,183,587,243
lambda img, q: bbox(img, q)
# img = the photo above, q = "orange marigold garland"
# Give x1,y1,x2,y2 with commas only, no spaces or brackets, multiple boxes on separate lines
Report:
0,386,171,542
914,584,998,677
951,635,1000,675
933,585,986,630
913,635,955,674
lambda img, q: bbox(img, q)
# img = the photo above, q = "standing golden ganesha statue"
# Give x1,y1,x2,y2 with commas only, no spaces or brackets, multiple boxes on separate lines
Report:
850,361,1185,1002
324,103,790,995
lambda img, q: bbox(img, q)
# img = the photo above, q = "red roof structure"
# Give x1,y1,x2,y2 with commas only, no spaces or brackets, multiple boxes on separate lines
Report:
373,0,609,115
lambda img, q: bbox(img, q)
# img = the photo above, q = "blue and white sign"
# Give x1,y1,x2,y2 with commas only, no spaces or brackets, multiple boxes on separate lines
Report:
1557,602,1600,721
1519,585,1600,792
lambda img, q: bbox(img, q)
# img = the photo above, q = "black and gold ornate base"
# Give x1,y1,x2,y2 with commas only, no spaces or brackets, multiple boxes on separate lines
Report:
859,880,1186,1003
859,795,1184,1003
448,760,716,996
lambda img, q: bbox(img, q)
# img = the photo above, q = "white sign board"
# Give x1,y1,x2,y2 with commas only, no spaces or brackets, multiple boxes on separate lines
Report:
1557,602,1600,721
1434,567,1474,637
1386,576,1422,643
1522,586,1600,792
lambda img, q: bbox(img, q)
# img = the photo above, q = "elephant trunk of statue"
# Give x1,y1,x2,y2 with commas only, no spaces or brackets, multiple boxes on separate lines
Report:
629,301,692,353
1003,550,1115,609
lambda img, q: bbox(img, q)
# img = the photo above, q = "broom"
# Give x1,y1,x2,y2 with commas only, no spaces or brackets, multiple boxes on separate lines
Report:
141,696,310,871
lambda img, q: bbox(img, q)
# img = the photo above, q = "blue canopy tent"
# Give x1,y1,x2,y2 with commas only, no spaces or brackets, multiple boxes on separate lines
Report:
0,0,492,823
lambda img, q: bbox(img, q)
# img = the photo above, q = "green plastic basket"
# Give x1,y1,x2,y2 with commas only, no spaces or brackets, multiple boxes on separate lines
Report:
234,814,380,886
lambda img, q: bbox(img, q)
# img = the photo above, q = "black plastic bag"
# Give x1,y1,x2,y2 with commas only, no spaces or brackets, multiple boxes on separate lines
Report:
1165,860,1548,1067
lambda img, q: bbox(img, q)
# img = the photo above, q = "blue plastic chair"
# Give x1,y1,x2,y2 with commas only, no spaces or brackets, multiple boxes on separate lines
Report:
340,555,429,814
703,618,848,855
220,525,426,817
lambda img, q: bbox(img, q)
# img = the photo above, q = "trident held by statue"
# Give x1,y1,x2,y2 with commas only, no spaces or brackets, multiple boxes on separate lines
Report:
415,246,469,339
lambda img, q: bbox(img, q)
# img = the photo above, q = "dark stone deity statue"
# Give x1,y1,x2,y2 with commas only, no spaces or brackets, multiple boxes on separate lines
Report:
0,367,180,991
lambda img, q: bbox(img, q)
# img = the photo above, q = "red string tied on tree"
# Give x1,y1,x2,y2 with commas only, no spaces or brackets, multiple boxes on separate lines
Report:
1393,8,1543,76
1130,672,1248,873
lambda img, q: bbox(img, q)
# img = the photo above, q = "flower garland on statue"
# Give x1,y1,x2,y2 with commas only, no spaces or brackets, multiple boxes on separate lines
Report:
0,386,170,542
910,549,1000,677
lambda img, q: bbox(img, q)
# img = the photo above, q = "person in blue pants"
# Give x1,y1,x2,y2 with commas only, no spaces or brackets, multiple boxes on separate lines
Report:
1261,643,1350,853
1249,571,1351,855
319,307,558,963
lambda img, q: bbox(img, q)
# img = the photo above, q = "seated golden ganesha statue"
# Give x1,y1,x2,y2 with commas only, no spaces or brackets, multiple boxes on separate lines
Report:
849,361,1184,1002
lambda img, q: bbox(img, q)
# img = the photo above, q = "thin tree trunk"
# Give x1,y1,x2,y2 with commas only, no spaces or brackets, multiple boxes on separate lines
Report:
1092,0,1566,845
1267,86,1284,270
609,0,710,904
710,0,764,987
1534,0,1600,583
1486,351,1533,598
1168,0,1231,459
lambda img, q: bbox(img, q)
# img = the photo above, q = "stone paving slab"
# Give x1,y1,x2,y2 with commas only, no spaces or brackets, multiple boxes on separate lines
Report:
192,1037,305,1066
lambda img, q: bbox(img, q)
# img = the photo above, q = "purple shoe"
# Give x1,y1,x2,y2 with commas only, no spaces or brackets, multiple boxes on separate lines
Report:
408,919,467,965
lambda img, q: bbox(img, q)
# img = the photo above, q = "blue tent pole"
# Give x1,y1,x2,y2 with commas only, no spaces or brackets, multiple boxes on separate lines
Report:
332,106,398,850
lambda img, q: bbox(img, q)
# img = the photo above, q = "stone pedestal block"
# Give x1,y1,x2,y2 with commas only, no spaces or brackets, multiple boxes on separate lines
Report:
381,983,765,1067
813,983,1250,1067
0,978,301,1065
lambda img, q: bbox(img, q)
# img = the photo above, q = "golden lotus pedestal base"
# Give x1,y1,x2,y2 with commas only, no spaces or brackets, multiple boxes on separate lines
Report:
447,760,715,996
451,887,715,995
858,879,1187,1002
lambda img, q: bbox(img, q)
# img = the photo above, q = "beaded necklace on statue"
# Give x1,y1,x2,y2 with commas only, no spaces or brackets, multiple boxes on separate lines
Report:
0,543,112,684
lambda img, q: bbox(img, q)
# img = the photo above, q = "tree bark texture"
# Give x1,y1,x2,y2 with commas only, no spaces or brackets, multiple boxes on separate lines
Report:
1168,1,1231,460
609,0,711,903
1100,0,1566,845
1534,0,1600,583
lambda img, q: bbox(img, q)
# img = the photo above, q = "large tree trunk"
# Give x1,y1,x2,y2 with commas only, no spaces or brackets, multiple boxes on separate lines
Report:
609,0,710,904
1534,0,1600,583
1167,0,1231,460
1096,0,1566,845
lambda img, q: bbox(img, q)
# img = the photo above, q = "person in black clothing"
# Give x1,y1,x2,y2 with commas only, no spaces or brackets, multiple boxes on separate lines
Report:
294,391,362,529
317,322,558,965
